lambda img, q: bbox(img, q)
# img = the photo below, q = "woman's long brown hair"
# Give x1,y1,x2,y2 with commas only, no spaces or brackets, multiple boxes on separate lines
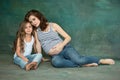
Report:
24,9,48,31
13,20,37,53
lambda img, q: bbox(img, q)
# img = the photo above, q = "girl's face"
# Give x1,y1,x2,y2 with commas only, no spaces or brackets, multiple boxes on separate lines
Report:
24,23,33,35
28,15,40,28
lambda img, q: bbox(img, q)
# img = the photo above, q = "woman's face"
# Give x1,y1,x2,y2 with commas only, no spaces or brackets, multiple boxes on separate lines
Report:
28,15,40,28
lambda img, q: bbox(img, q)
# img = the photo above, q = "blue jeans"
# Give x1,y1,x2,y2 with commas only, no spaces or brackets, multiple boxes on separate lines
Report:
51,44,100,68
14,53,42,69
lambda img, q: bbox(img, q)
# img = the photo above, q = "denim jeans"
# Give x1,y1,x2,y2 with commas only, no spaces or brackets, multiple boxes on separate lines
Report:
14,53,42,69
51,44,100,68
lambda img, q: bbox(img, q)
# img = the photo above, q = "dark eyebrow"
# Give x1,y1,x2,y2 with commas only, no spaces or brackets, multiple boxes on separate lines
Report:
32,18,35,20
29,21,32,23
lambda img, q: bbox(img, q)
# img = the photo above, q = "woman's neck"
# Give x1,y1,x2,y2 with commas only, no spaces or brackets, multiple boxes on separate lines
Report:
42,23,50,32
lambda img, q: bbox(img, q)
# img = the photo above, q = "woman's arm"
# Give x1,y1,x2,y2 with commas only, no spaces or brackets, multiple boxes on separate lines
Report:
34,31,42,53
48,23,71,55
53,23,71,47
16,38,29,62
34,31,50,62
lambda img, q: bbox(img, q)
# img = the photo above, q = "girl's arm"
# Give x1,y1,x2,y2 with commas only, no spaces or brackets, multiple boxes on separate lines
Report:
16,38,29,62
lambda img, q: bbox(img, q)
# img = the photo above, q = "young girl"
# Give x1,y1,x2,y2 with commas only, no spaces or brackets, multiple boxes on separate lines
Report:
13,20,42,71
24,9,115,68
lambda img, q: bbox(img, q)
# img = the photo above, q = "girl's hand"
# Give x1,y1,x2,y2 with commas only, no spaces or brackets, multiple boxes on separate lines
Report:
24,58,29,62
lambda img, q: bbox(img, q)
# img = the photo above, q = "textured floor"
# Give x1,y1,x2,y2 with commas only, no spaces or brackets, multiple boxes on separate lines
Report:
0,53,120,80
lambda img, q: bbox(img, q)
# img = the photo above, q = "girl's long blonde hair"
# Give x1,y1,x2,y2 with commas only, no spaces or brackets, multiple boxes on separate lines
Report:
13,20,37,53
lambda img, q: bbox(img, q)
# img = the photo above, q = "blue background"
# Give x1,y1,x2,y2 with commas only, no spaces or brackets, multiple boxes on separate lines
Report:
0,0,120,59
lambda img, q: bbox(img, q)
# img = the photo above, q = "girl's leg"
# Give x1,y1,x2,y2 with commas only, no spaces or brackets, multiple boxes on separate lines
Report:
25,63,35,71
14,56,35,71
14,57,27,69
26,53,42,69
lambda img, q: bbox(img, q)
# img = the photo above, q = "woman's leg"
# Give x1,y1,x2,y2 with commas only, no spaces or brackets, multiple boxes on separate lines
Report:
99,59,115,65
64,44,100,67
82,63,98,67
51,55,79,68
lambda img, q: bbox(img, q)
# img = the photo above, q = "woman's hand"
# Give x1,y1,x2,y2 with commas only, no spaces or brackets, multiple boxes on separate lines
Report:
49,42,64,55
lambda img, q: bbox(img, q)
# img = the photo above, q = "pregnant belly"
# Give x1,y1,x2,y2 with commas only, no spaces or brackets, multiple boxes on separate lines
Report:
48,42,63,55
48,47,58,55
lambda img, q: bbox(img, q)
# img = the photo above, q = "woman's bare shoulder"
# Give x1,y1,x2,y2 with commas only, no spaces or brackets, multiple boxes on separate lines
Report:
48,22,59,31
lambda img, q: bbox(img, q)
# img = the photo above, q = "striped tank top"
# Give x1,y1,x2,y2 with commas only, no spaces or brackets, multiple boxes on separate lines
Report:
37,23,63,54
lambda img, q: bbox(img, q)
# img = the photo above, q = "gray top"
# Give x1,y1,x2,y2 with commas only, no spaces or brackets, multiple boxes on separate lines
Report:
37,23,63,54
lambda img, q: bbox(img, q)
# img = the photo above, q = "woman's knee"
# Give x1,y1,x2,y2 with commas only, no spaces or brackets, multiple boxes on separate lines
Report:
51,57,63,68
73,58,87,65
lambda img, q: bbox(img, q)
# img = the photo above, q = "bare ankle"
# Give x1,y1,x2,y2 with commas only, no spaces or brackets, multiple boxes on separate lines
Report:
83,63,98,67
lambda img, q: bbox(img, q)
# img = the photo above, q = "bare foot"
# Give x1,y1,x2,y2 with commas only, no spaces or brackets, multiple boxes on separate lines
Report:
30,62,38,70
99,59,115,65
83,63,98,67
25,63,35,71
42,58,50,62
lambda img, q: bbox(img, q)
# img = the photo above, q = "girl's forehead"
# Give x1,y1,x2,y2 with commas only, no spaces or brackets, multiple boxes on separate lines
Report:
26,22,31,27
